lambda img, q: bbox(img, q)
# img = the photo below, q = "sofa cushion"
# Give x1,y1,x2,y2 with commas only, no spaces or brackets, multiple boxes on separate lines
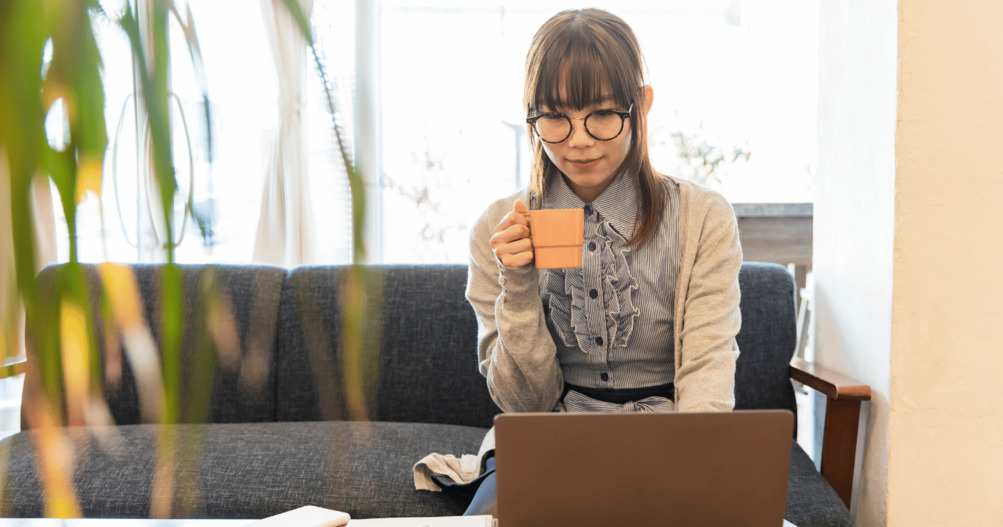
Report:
0,424,851,525
276,265,500,428
459,440,851,526
786,441,854,527
0,421,485,519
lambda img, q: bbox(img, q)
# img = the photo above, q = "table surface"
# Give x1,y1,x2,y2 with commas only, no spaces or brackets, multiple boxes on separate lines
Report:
0,518,494,527
0,518,795,526
0,517,249,521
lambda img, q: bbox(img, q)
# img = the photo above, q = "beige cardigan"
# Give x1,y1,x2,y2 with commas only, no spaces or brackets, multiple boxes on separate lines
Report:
465,174,743,413
414,175,743,491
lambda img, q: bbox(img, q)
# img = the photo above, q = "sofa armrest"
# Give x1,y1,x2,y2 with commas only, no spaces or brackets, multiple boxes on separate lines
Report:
1,358,26,379
790,357,871,401
790,357,871,508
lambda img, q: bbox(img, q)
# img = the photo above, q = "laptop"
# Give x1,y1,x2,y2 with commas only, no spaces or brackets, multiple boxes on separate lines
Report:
494,410,794,527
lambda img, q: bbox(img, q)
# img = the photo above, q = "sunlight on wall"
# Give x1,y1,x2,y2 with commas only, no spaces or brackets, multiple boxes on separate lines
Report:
890,1,1003,524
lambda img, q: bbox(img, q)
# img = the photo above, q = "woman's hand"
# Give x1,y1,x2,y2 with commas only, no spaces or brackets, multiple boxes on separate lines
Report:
490,199,534,268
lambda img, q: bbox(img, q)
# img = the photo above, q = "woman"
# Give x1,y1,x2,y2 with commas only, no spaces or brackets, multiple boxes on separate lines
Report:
462,8,743,515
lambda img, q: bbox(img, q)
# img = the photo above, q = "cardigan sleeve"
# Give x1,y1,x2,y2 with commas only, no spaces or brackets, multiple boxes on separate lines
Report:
465,199,564,413
674,189,743,412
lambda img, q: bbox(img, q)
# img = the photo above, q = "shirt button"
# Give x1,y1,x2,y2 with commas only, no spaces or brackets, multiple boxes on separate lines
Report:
589,289,598,299
584,204,594,216
600,372,609,382
588,241,597,251
595,336,603,346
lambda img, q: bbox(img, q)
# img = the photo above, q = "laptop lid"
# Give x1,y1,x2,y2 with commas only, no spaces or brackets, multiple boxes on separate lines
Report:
494,410,794,527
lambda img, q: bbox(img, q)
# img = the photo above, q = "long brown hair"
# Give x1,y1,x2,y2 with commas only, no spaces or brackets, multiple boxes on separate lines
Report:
524,9,665,248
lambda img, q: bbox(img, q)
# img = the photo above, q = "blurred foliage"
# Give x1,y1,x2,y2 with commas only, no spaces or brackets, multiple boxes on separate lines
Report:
670,130,751,188
281,0,379,421
384,134,468,262
1,0,371,517
0,0,210,516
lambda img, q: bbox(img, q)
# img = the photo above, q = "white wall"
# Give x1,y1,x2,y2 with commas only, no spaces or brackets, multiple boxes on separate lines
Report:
889,1,1003,524
814,1,897,525
817,1,1003,525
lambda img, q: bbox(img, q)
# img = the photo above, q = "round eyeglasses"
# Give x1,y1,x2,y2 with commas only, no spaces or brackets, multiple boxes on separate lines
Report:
526,103,633,144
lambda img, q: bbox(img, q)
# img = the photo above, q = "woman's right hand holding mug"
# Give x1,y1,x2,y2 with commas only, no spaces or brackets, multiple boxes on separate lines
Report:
490,199,534,268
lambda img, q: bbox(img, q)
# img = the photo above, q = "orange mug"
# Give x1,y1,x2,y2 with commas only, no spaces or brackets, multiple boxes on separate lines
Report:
522,208,584,269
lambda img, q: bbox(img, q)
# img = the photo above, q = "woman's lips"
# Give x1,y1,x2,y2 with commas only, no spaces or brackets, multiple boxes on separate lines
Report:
569,157,602,169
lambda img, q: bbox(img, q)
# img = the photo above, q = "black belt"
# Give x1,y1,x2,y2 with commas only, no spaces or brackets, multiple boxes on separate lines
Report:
563,382,675,405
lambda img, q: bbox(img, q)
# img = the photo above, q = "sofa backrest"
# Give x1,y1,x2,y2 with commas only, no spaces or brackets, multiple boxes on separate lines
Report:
275,262,798,427
25,263,287,428
734,262,798,416
23,261,796,430
275,265,501,428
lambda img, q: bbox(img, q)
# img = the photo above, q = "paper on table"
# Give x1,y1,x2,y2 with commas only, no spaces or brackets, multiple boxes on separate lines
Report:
243,505,350,526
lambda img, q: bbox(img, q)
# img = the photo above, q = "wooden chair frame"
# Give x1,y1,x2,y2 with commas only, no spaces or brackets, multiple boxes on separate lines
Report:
790,357,872,508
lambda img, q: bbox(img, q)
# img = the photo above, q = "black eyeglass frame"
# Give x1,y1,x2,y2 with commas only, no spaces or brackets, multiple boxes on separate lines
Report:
525,103,634,144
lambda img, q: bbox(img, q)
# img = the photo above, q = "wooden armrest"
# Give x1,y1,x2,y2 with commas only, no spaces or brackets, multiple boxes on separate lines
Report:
1,358,27,379
789,357,871,509
790,357,871,401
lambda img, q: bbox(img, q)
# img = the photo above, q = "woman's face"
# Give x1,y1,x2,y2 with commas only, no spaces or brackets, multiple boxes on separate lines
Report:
538,96,633,203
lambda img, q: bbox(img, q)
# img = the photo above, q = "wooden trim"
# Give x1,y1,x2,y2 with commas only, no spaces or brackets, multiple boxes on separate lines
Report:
732,202,813,218
733,203,812,266
790,357,871,401
820,398,862,509
1,358,27,379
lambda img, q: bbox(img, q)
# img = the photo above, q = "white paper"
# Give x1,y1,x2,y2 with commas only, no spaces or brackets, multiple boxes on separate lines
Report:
243,505,350,527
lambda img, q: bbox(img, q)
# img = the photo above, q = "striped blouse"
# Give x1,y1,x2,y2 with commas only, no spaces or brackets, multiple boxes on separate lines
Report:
538,173,681,412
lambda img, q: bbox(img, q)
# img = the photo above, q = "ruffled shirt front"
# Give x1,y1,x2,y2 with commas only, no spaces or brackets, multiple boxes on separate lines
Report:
539,173,681,394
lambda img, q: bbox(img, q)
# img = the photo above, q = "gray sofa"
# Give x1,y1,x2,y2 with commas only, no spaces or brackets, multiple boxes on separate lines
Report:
1,262,861,526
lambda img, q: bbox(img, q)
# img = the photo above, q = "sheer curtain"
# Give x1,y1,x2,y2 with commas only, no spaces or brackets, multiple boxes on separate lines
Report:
252,0,316,266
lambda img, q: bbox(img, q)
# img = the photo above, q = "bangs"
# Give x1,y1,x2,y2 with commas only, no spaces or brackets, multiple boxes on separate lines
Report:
527,16,641,112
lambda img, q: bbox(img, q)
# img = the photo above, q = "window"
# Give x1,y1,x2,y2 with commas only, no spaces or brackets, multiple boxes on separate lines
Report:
376,0,818,263
63,0,817,266
69,1,274,263
75,0,355,265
